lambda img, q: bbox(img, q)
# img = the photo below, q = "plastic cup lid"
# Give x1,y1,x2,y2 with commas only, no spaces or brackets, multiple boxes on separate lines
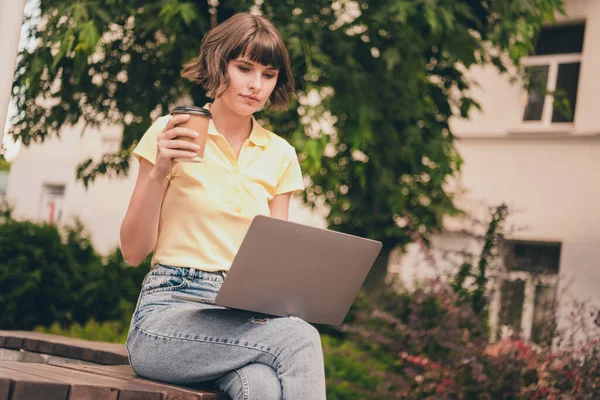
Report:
170,106,211,118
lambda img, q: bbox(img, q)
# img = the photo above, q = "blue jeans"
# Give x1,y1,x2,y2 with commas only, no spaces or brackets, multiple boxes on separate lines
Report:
126,265,326,400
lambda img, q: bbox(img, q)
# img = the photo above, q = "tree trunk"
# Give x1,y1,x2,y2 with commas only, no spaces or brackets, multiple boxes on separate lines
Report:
362,245,392,293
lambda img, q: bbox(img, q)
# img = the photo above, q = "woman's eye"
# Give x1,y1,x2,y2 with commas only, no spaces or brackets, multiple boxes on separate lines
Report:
264,74,275,79
238,66,250,72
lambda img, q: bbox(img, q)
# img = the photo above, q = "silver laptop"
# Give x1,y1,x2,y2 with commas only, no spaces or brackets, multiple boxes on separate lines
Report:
172,215,382,325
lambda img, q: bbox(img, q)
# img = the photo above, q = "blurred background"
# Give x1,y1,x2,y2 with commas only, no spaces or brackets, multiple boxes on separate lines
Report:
1,0,599,398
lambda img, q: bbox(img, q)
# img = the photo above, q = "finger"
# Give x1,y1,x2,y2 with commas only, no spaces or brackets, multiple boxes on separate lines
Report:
164,114,190,131
160,139,201,151
160,149,198,159
164,127,200,140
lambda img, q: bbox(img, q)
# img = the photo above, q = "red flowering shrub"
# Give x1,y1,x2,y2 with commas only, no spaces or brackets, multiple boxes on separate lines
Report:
325,278,600,399
322,205,600,398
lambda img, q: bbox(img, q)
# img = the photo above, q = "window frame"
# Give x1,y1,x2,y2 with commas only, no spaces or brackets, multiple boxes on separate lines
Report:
489,238,561,344
489,271,558,343
519,53,582,130
38,183,66,224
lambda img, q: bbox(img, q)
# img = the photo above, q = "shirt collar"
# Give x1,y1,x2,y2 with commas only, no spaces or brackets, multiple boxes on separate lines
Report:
203,103,268,147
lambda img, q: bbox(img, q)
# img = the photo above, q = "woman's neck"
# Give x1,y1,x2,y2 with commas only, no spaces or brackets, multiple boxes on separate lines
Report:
210,98,253,142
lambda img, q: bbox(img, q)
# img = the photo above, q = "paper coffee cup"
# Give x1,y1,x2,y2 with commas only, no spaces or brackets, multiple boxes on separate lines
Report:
170,106,212,163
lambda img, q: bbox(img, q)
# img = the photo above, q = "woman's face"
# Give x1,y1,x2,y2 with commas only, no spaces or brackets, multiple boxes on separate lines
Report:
220,57,279,116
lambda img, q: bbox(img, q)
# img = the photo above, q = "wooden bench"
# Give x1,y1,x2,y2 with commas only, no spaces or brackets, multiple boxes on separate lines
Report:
0,331,228,400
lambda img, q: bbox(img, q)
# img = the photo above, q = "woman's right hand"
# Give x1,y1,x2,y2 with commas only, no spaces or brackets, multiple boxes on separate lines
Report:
151,114,201,180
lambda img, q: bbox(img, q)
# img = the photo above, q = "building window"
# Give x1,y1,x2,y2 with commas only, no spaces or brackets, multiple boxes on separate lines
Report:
489,240,561,345
522,23,585,125
39,184,66,224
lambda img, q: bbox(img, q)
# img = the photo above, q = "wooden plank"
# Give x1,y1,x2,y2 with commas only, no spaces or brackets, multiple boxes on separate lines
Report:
0,365,68,400
0,331,73,343
69,365,227,400
0,331,37,349
4,337,23,350
1,362,170,400
53,342,85,361
7,362,218,400
37,340,56,355
3,362,118,400
117,391,162,400
89,364,227,399
0,331,128,365
66,364,137,379
0,377,10,400
0,331,127,354
91,349,128,365
6,362,119,397
51,364,228,400
0,332,226,399
21,338,40,352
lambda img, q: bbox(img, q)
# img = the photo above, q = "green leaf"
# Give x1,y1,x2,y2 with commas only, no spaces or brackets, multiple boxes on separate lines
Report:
70,3,90,23
424,3,439,34
178,3,198,26
93,7,112,23
52,30,75,70
382,48,401,72
73,21,100,54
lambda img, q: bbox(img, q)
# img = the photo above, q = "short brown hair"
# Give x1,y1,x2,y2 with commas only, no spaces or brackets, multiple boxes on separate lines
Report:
181,13,294,110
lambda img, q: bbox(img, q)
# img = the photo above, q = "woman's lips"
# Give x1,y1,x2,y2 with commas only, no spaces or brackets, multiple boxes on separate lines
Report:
241,94,260,103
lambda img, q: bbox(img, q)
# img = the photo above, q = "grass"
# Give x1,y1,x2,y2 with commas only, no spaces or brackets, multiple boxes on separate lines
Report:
35,319,130,344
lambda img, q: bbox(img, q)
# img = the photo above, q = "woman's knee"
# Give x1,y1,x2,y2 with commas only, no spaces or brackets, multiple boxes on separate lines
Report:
217,363,282,400
289,318,323,352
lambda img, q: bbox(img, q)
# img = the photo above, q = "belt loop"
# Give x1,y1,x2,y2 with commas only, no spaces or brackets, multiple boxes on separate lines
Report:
188,268,196,279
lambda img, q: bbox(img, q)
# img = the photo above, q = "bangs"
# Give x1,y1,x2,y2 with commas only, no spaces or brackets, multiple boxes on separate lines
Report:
232,30,286,69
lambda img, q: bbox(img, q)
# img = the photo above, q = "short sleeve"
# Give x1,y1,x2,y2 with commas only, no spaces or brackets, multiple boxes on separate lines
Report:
132,115,170,164
276,145,304,195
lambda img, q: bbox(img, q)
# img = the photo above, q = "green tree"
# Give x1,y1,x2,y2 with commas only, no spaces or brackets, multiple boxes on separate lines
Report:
9,0,564,288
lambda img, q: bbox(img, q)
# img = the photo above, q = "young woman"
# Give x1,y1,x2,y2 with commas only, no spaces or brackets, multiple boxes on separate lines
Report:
120,12,326,400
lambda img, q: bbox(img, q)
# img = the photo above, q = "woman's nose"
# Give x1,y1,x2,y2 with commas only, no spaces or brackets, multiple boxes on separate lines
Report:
249,73,261,91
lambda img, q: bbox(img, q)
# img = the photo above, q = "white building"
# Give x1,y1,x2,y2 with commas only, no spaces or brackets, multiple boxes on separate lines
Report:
390,0,600,344
4,0,598,343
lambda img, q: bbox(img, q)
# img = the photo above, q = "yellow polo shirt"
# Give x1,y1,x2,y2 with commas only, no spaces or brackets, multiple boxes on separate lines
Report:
132,104,304,271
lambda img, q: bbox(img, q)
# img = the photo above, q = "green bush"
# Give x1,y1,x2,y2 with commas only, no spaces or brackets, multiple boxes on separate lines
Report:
0,213,80,329
0,206,149,330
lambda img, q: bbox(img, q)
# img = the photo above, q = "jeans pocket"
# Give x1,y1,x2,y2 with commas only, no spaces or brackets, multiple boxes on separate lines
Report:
142,274,187,294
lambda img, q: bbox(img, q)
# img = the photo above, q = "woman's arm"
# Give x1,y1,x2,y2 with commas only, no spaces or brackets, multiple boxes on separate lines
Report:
120,114,200,266
119,159,169,266
269,192,292,220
